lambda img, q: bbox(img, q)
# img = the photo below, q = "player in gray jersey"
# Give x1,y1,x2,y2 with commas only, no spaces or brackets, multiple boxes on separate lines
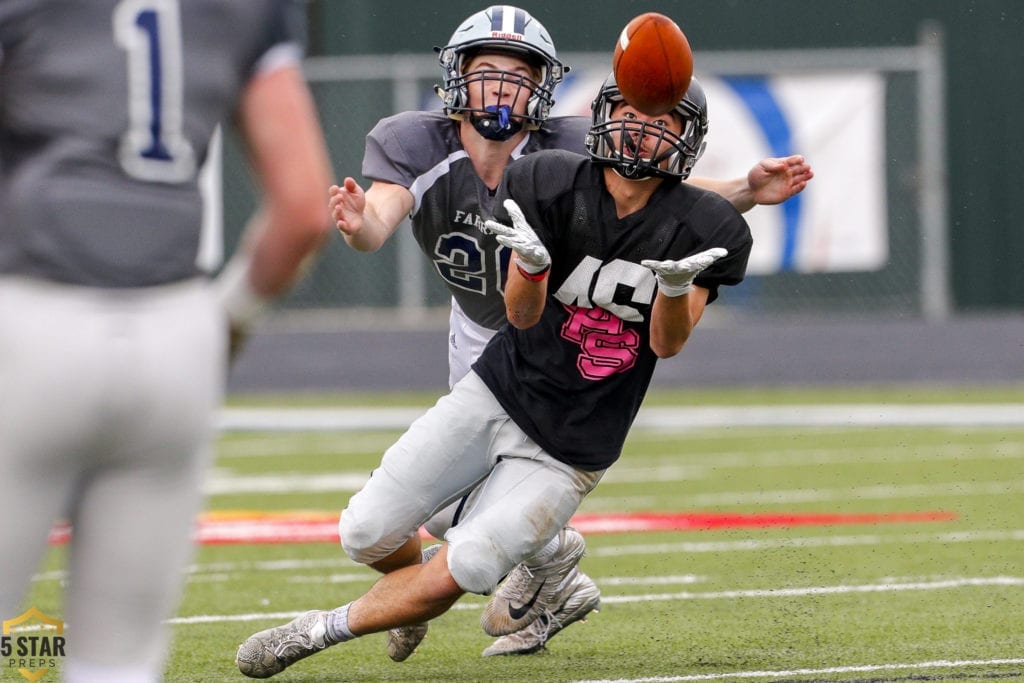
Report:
326,4,812,661
0,1,333,680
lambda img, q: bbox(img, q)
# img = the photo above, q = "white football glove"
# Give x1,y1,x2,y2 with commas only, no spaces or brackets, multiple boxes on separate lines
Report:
641,247,728,297
482,199,551,274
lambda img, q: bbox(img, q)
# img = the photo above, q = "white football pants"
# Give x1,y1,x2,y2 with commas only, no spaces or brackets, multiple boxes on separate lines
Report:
0,276,225,681
339,370,604,594
446,297,497,390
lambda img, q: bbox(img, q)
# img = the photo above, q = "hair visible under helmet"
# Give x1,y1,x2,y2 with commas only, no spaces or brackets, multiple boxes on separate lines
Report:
585,72,708,180
435,5,566,141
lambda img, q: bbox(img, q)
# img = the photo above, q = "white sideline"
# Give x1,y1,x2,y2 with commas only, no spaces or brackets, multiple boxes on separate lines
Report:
218,403,1024,432
166,575,1024,625
594,576,1024,604
572,658,1024,683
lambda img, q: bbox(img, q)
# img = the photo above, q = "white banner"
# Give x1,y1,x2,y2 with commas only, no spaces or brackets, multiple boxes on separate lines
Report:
551,71,888,274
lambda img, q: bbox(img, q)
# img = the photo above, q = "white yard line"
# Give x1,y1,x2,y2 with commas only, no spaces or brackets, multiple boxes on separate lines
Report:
583,479,1024,509
589,529,1024,556
594,576,1024,604
571,657,1024,683
203,471,369,494
216,432,395,458
203,470,1024,497
167,576,1024,625
218,403,1024,432
619,440,1024,470
201,473,1024,498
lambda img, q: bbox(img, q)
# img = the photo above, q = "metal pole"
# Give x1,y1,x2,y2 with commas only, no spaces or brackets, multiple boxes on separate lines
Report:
390,58,428,315
917,21,952,320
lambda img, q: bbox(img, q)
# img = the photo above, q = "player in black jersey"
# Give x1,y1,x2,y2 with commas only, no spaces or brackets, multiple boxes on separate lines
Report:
236,72,750,678
474,73,749,470
325,4,811,660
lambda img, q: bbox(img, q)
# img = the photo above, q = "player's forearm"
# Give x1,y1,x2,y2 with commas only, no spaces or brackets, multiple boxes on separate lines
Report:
217,206,329,338
504,259,548,329
342,183,412,252
242,206,330,298
342,211,393,252
229,62,333,306
648,286,708,358
686,176,756,214
648,294,693,357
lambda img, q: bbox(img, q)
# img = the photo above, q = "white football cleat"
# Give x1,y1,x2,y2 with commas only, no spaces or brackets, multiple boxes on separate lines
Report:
482,571,600,656
480,526,587,636
236,610,336,678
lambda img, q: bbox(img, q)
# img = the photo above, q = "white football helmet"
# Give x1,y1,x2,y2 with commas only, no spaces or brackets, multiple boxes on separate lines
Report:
585,73,708,180
436,5,566,140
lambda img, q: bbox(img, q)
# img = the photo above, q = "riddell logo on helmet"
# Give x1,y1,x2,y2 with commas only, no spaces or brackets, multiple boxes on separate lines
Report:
489,31,523,40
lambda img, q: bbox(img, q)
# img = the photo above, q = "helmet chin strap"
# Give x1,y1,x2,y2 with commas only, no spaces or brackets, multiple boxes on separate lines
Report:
472,105,522,141
612,164,652,180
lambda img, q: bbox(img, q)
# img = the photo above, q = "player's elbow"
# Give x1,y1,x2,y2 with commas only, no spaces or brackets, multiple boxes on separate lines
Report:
649,330,690,358
273,193,333,249
295,200,334,242
507,306,542,329
651,340,684,359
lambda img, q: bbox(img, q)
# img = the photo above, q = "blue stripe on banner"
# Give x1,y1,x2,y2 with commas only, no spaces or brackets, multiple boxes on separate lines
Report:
721,76,802,271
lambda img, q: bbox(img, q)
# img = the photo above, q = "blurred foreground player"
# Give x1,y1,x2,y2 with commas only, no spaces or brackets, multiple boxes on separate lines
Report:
237,73,751,677
0,1,333,680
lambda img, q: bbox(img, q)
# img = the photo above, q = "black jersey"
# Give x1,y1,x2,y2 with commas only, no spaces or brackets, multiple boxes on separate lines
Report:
362,111,591,330
473,150,753,471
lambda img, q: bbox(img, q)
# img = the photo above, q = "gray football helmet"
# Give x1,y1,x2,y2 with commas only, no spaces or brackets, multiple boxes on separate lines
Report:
436,5,566,140
585,72,708,180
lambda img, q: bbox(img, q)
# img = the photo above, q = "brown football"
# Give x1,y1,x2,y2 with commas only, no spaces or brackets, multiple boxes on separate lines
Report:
613,13,694,116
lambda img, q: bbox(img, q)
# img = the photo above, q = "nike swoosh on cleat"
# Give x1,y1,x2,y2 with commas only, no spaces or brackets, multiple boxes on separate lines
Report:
507,579,546,620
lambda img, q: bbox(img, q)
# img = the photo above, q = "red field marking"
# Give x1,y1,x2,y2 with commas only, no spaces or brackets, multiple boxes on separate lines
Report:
569,511,958,534
47,510,956,546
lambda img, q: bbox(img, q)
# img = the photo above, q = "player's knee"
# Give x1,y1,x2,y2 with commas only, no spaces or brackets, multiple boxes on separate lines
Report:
338,511,390,565
446,535,514,595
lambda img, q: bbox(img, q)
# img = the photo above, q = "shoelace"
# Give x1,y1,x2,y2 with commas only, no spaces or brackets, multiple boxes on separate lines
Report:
273,622,325,659
500,565,538,602
525,609,560,647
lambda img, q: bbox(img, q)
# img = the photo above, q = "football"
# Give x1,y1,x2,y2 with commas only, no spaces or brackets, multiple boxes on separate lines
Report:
612,13,694,116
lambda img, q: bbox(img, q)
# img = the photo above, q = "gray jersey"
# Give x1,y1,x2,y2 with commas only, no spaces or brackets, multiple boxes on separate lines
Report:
363,111,590,330
0,0,305,287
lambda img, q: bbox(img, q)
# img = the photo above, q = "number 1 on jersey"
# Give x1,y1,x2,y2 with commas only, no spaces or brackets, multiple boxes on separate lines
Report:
114,0,196,182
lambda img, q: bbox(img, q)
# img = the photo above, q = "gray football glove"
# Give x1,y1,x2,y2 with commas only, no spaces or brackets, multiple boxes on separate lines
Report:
641,247,728,297
482,199,551,274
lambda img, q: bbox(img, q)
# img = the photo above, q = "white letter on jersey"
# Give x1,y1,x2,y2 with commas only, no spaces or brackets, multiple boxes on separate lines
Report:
553,256,601,308
554,257,655,322
592,259,655,322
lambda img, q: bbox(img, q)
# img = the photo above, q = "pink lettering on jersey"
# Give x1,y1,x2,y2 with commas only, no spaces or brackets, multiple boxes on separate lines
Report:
560,304,640,380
